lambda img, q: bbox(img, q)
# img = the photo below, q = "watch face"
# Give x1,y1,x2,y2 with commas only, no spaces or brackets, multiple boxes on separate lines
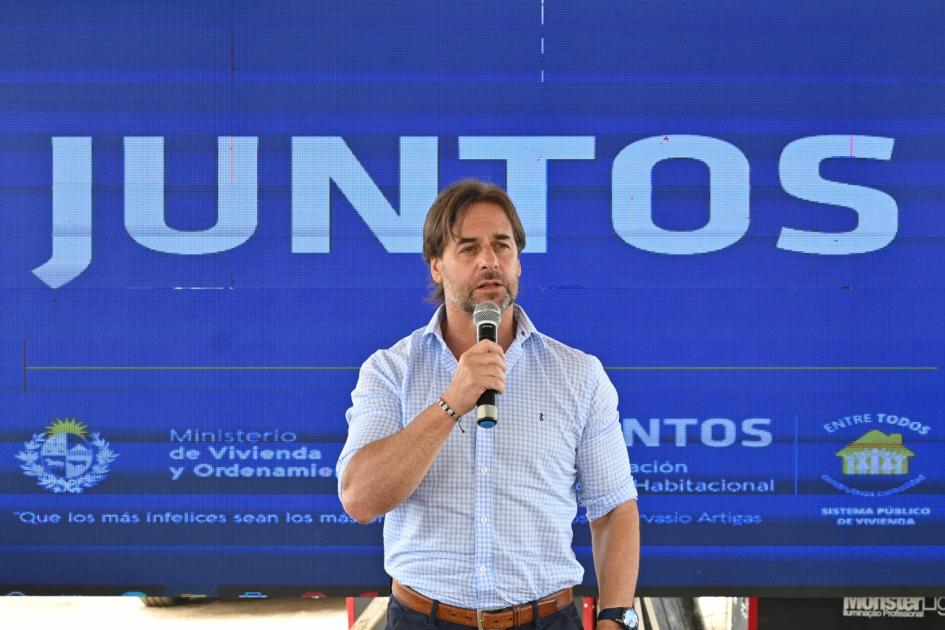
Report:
621,608,640,629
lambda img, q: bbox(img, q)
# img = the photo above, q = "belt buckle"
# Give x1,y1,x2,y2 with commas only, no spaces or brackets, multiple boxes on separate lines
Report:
476,609,485,630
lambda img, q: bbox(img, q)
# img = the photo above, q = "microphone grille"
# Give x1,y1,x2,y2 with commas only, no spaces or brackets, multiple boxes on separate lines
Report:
473,301,502,327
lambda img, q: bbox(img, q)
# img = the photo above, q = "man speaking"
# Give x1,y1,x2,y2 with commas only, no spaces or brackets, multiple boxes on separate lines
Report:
337,180,640,630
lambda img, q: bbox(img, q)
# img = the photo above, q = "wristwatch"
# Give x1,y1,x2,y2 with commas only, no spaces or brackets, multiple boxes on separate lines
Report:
597,607,639,630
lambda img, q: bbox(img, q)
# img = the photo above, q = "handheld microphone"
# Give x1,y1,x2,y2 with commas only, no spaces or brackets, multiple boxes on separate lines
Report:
473,301,502,428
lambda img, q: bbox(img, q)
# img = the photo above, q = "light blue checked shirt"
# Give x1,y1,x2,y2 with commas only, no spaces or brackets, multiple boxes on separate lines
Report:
337,304,637,609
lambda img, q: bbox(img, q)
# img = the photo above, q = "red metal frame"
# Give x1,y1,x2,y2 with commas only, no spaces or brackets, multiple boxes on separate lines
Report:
582,596,596,630
747,596,759,630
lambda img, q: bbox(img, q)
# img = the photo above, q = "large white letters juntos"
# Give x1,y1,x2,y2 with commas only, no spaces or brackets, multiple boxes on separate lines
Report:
35,135,896,288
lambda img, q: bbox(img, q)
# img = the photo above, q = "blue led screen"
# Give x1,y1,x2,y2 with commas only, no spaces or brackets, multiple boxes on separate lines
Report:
1,1,944,596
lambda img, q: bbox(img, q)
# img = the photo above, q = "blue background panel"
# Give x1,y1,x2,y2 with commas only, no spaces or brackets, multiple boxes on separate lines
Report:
1,1,943,595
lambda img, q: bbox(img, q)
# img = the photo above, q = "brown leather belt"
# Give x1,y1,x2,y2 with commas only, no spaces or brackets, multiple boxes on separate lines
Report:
391,579,573,630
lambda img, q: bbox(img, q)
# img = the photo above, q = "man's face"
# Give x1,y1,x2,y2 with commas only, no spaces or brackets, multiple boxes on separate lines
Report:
430,201,522,314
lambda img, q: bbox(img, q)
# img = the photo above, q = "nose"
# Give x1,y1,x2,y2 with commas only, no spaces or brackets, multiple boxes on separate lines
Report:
477,246,499,270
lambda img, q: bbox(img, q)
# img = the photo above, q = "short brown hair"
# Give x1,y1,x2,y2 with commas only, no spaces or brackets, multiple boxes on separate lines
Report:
423,179,526,304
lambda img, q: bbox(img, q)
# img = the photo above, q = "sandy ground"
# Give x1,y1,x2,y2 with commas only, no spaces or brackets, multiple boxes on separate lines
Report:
0,596,351,629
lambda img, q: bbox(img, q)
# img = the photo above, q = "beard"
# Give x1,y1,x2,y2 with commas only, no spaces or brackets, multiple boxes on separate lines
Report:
445,271,518,315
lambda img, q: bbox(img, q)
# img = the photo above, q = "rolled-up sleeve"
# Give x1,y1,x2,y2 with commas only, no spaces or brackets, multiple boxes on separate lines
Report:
575,355,637,521
336,351,403,500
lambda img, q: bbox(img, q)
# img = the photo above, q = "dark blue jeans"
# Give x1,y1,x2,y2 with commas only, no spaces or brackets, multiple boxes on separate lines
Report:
385,596,584,630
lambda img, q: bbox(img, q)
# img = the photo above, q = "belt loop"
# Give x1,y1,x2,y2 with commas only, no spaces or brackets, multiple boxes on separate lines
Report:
428,599,439,628
531,600,543,630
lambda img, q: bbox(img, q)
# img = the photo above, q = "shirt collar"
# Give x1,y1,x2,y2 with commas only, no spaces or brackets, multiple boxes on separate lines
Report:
421,303,542,348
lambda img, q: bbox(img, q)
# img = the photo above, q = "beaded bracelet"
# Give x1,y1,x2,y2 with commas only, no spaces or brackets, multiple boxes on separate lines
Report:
436,396,459,419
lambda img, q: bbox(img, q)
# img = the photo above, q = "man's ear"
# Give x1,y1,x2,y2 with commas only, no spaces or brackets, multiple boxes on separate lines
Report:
430,258,443,284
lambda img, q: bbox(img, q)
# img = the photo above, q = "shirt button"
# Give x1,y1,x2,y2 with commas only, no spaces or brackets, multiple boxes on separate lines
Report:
479,565,487,574
480,516,488,524
480,466,488,474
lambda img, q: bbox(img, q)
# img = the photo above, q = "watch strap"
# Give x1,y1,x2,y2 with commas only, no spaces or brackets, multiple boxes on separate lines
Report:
597,607,638,630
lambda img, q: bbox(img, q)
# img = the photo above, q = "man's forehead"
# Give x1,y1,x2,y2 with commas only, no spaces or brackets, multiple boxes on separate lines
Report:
452,203,514,241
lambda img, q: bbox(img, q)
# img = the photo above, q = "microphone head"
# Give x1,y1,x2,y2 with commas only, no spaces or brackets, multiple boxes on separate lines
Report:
473,301,502,328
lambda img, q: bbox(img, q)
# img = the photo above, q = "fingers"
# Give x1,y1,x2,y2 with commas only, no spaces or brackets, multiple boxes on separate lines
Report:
474,364,505,394
465,349,506,379
445,341,508,415
469,338,505,356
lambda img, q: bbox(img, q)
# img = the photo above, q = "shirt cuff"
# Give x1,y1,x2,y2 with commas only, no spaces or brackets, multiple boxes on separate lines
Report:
583,481,638,522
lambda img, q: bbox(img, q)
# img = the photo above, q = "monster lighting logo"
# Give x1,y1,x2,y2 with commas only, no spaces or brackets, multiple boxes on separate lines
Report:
15,418,117,493
843,597,945,619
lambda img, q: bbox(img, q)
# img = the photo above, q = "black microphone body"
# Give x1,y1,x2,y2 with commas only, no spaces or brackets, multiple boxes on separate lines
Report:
473,302,502,428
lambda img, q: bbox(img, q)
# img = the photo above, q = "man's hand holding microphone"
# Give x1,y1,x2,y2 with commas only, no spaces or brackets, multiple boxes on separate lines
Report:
440,301,504,428
441,338,506,417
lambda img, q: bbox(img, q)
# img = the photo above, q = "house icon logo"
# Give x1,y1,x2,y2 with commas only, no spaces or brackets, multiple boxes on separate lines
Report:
836,430,914,476
820,416,927,497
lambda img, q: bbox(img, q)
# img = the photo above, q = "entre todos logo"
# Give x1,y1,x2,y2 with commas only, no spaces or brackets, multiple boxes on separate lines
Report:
836,430,914,476
16,418,117,493
821,413,927,497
